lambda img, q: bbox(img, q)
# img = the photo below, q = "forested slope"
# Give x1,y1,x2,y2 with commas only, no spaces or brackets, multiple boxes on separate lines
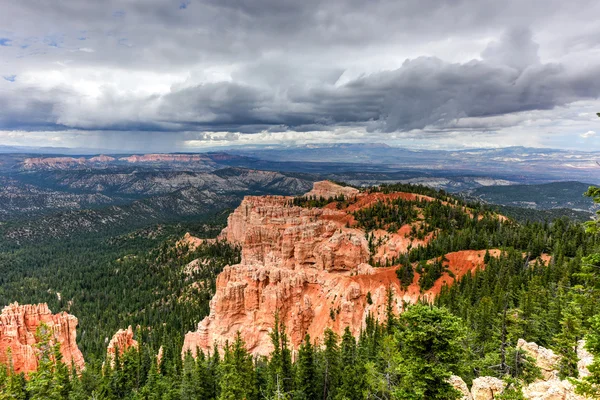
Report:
0,183,599,399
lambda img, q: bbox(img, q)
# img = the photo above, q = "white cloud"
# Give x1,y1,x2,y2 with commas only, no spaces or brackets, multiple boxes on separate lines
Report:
580,130,597,138
1,1,600,151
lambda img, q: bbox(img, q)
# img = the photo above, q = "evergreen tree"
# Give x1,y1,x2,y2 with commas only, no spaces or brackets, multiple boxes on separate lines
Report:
219,333,255,400
267,313,293,399
181,351,200,400
26,324,61,400
294,334,317,400
574,313,600,397
321,329,341,400
393,304,464,399
555,301,583,379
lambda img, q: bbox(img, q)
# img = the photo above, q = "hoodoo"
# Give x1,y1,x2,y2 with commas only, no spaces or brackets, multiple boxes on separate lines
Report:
0,303,85,374
183,181,502,356
106,326,138,366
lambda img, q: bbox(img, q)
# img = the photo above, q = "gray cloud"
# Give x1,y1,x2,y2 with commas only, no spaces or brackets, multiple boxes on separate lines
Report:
0,1,600,150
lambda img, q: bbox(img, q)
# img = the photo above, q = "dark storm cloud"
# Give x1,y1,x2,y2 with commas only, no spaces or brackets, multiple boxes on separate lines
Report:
4,27,599,134
1,0,600,149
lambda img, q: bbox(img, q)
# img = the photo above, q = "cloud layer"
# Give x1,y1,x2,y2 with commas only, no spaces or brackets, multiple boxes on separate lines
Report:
0,0,599,150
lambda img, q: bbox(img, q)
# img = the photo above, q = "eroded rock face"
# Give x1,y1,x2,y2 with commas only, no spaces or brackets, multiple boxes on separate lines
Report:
522,379,586,400
518,339,561,381
183,182,494,357
107,326,138,365
577,340,593,379
449,375,473,400
304,181,360,199
119,154,212,164
471,377,507,400
0,302,85,374
468,340,591,400
178,232,216,252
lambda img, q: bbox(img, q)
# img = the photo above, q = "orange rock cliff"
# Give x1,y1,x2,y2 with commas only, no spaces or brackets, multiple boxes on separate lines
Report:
106,326,138,366
182,181,503,357
0,303,85,374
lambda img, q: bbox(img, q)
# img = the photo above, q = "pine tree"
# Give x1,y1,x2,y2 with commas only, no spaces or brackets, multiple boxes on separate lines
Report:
181,351,200,399
219,333,255,400
51,345,71,399
574,313,600,397
337,327,366,400
294,334,317,400
555,301,583,379
385,286,396,334
321,329,341,400
393,304,464,399
267,313,292,399
27,324,61,400
0,353,27,400
0,349,26,400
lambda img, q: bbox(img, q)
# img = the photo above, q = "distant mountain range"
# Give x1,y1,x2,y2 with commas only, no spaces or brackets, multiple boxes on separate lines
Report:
0,146,598,242
466,181,598,213
228,144,600,184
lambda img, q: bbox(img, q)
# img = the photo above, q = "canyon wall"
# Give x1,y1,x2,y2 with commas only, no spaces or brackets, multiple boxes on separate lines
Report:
0,303,85,374
183,181,499,357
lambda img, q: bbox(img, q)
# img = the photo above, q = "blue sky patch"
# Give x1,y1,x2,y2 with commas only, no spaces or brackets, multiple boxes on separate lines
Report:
113,10,125,18
0,38,12,46
43,34,63,48
3,75,16,82
180,1,191,9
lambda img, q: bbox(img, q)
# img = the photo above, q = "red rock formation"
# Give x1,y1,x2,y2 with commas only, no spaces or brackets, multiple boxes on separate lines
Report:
0,303,84,374
177,232,216,252
118,154,211,163
107,326,138,364
89,155,116,163
22,157,86,170
183,182,498,357
304,181,360,199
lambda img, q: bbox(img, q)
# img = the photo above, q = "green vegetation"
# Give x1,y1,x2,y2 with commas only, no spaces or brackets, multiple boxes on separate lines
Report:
291,193,357,209
0,217,238,360
1,183,600,399
353,198,419,232
469,181,598,212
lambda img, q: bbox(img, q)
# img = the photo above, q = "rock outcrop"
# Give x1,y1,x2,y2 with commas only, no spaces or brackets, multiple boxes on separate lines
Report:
0,303,84,374
452,339,592,399
304,181,360,199
471,377,507,400
177,232,216,252
119,154,212,164
183,182,496,357
522,379,584,400
577,340,593,379
107,326,138,364
22,157,87,170
449,375,473,400
518,339,561,381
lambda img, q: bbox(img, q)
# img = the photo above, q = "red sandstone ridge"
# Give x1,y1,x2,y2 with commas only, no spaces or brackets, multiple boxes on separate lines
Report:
177,232,216,252
89,155,116,163
183,181,499,357
304,180,360,199
107,326,138,365
0,303,84,374
118,154,211,163
22,157,86,170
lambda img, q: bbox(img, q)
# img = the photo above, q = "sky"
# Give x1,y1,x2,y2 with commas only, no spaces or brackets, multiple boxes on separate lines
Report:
1,0,600,152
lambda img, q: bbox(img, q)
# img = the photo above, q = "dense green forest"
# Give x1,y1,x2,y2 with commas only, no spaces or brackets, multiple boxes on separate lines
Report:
1,183,600,398
0,214,237,360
